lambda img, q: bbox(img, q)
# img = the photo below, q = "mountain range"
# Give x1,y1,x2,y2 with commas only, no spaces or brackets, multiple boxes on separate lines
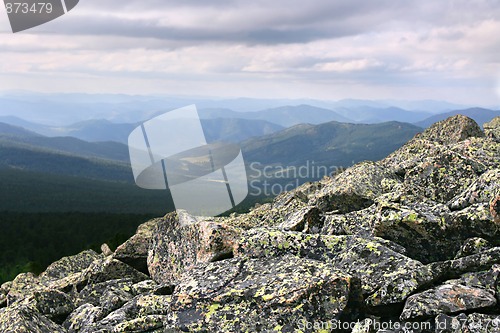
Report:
0,118,423,213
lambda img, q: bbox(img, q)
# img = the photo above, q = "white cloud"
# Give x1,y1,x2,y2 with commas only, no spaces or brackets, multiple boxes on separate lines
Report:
0,0,499,105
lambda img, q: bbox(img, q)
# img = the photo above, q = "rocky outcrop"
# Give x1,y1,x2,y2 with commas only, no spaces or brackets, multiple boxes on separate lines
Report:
484,117,500,140
147,211,240,285
0,115,499,332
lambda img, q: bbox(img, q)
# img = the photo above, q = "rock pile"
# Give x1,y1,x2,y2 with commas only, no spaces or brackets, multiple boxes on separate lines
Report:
0,115,499,332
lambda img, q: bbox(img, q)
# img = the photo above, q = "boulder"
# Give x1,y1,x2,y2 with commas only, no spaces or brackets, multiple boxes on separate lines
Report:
165,256,351,332
491,195,500,224
31,289,75,323
455,237,491,258
484,116,500,140
368,247,500,308
63,303,103,333
0,304,67,333
236,228,424,298
80,294,172,332
147,211,240,285
449,168,500,210
312,161,400,214
402,149,483,204
5,272,41,305
81,257,148,288
40,250,102,282
76,278,135,315
400,284,496,320
419,115,484,145
113,218,161,274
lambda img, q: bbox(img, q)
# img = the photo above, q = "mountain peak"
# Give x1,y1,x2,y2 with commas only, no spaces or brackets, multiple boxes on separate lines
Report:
419,114,484,144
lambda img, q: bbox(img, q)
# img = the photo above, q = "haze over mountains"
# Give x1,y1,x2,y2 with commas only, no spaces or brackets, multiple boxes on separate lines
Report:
0,92,498,214
0,92,498,144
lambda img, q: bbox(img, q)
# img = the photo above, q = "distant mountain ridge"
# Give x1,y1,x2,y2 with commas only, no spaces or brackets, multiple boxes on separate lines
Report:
199,105,353,127
415,108,500,128
242,120,422,175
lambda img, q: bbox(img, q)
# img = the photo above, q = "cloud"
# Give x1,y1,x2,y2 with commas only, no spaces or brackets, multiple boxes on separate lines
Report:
0,0,498,105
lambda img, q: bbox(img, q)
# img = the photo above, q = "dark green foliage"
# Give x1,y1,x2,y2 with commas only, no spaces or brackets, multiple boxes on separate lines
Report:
0,169,173,213
0,212,158,283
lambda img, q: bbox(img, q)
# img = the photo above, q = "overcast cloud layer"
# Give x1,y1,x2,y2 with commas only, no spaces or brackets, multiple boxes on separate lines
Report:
0,0,499,105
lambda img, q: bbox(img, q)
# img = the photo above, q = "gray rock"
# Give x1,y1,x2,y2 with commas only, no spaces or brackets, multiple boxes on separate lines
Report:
165,255,351,332
402,149,482,204
449,168,500,210
484,117,500,141
400,284,496,320
0,304,67,333
147,211,240,285
77,279,135,315
236,228,424,298
312,161,400,214
455,237,491,258
63,303,103,333
113,218,161,274
32,289,75,323
40,250,102,281
81,257,148,287
419,115,484,145
6,272,41,304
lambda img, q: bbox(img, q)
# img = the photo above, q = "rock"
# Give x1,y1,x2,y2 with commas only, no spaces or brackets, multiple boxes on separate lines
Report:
40,250,102,282
81,257,148,288
321,205,377,237
448,136,500,170
400,283,496,320
457,264,500,296
165,256,351,332
219,187,324,232
312,161,400,213
76,278,135,315
112,315,165,333
484,117,500,140
382,138,448,176
491,195,500,224
449,168,500,210
372,200,454,262
0,304,67,333
455,237,491,258
420,115,484,145
147,211,240,285
402,149,482,204
236,228,424,298
368,247,500,308
82,294,172,332
100,243,113,257
5,272,40,305
32,289,75,323
130,280,157,295
113,218,161,274
365,198,495,263
63,303,103,333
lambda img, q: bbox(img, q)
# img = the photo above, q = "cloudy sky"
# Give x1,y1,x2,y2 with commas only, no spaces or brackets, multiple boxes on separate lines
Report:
1,0,499,105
